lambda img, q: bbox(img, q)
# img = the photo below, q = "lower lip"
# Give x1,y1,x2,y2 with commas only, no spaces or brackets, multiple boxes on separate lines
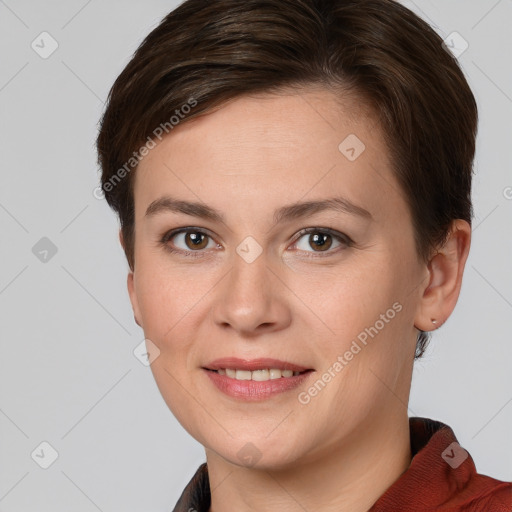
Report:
203,368,314,401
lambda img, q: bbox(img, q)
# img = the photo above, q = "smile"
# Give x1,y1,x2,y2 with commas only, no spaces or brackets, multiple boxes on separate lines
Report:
210,368,304,380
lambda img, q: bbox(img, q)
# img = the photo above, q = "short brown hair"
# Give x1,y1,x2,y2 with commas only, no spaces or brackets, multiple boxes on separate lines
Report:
96,0,478,358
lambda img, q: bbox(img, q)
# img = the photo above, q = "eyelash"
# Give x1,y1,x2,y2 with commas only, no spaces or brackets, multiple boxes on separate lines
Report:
159,227,353,259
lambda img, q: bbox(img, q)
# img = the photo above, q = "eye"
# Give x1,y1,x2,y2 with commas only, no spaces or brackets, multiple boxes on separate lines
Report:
161,228,218,256
291,228,351,255
160,226,352,258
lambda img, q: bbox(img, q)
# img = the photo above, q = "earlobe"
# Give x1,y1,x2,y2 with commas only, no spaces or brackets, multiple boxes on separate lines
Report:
414,220,471,332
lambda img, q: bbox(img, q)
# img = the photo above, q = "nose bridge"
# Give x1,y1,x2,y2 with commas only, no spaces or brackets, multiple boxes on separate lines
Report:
228,245,272,308
212,242,290,333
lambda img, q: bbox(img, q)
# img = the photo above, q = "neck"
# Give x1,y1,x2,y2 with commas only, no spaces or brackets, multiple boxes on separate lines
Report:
206,413,412,512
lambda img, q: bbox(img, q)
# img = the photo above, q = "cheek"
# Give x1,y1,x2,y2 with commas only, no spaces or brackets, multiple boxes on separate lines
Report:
135,254,199,328
133,258,221,371
301,256,415,395
292,260,399,340
133,265,207,428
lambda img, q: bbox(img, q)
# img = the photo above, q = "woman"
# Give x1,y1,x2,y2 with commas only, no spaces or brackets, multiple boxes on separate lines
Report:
96,0,512,510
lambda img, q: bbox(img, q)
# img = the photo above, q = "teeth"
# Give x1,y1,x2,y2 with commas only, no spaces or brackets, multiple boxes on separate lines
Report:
215,368,301,381
269,369,281,380
252,369,269,381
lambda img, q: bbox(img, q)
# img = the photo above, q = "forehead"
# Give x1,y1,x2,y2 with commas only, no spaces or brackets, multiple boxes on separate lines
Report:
133,88,405,227
141,88,380,163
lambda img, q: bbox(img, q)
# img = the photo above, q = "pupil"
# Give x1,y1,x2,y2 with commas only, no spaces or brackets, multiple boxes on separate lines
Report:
311,233,331,251
188,232,205,248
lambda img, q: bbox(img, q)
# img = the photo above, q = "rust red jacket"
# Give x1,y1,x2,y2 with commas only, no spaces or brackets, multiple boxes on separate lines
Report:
172,417,512,511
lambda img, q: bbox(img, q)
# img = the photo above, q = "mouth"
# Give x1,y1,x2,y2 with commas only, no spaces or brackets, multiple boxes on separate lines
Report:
203,367,313,381
202,357,314,384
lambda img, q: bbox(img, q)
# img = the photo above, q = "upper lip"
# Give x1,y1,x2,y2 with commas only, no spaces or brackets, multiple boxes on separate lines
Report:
204,357,312,372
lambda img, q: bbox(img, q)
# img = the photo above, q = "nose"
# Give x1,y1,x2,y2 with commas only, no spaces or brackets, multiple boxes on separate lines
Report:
211,249,292,336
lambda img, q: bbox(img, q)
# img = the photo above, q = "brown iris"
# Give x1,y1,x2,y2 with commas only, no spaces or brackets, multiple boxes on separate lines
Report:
185,232,209,250
308,232,332,252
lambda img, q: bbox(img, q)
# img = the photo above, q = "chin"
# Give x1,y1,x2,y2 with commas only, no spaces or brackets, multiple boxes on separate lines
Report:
206,433,307,471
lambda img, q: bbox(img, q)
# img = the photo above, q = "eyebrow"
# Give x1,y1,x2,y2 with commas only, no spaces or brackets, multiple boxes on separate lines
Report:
144,195,373,226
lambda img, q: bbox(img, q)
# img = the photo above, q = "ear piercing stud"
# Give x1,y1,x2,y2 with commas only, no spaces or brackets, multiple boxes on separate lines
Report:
432,319,438,325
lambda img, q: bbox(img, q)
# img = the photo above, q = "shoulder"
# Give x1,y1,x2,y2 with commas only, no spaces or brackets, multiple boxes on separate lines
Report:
459,473,512,511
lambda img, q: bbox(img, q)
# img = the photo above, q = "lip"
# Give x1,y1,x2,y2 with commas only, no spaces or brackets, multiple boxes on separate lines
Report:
204,357,312,372
203,367,314,401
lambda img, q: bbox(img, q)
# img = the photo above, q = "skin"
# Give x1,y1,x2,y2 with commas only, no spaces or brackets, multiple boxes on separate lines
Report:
123,88,471,512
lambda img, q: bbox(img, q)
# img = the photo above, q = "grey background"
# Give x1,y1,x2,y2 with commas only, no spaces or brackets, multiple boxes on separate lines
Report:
0,0,511,510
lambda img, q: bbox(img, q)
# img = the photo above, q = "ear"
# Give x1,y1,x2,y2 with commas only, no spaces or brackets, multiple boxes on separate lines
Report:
119,229,142,328
414,219,471,332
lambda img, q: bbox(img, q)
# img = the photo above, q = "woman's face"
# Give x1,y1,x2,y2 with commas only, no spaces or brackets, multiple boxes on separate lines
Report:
128,88,429,469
